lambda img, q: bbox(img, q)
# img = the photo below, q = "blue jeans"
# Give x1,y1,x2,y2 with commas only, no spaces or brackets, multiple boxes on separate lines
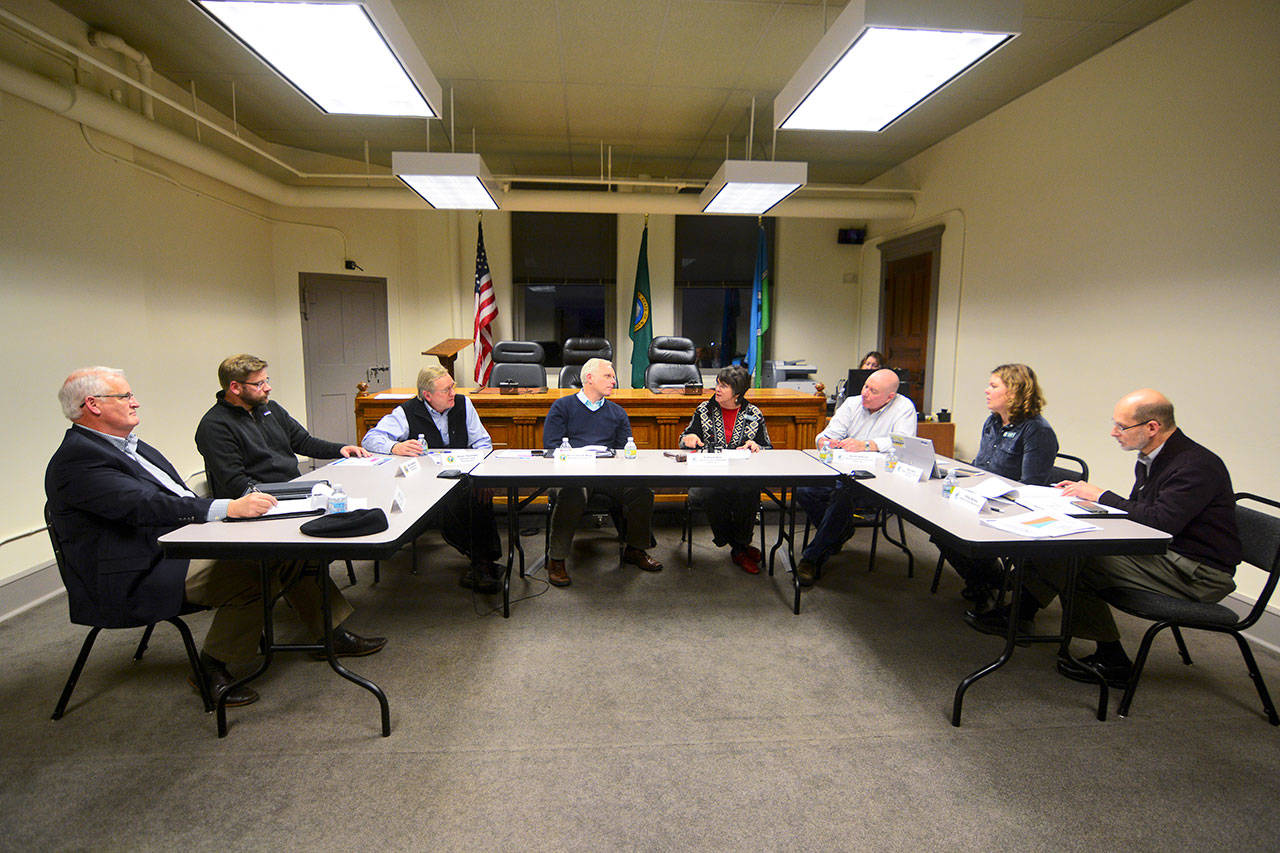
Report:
797,479,862,567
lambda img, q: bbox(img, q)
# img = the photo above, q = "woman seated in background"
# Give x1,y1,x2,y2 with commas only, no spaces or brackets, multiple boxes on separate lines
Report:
943,363,1059,605
859,351,885,370
680,365,771,574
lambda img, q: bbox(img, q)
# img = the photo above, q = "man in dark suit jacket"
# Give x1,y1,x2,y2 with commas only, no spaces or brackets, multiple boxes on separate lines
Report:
970,389,1240,688
45,367,380,707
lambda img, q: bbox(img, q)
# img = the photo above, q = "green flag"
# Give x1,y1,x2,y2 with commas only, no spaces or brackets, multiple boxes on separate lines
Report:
629,225,653,388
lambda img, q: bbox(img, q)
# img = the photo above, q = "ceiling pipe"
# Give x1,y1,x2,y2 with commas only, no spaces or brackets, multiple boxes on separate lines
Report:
88,31,154,120
0,56,915,220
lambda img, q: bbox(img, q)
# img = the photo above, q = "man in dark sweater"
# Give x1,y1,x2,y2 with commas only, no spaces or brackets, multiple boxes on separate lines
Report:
542,358,661,587
970,389,1240,688
195,354,371,499
194,353,384,658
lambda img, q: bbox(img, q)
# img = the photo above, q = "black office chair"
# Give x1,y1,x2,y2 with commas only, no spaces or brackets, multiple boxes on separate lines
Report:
558,337,612,388
1049,452,1090,484
1099,492,1280,724
490,340,547,390
44,505,213,720
680,491,766,568
644,336,701,391
929,452,1092,595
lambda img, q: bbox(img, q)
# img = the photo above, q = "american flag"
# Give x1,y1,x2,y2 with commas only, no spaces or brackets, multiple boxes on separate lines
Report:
473,221,498,385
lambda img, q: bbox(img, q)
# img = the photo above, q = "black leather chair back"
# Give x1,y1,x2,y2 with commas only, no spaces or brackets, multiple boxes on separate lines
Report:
644,362,701,391
648,336,696,364
492,340,545,364
491,362,547,390
559,338,613,387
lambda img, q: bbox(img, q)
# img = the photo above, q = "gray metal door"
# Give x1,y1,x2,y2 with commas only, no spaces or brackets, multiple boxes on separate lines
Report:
299,272,390,445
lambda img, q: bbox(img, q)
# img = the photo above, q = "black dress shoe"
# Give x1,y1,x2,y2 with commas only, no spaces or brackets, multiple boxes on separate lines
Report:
1057,652,1132,689
460,562,501,594
192,654,259,707
962,604,1033,644
314,627,387,659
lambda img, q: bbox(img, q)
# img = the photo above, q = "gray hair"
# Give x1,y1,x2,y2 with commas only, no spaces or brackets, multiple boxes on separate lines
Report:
581,358,612,382
59,366,124,421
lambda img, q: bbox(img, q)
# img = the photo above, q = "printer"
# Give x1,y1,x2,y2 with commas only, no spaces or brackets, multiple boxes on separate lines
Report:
762,360,818,393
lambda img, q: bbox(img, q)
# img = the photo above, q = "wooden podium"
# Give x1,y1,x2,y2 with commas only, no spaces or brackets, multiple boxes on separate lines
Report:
421,338,473,378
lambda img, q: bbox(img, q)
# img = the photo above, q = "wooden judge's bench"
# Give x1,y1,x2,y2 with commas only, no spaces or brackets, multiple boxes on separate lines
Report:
353,386,954,456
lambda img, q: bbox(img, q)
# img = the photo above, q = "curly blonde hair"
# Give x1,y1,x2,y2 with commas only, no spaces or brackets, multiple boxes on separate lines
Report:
991,363,1045,422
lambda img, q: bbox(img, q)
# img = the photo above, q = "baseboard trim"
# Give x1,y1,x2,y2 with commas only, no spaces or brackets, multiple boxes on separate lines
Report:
0,561,65,624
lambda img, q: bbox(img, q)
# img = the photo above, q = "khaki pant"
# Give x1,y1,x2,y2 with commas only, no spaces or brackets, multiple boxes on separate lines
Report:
184,559,354,664
1023,551,1236,642
547,485,654,560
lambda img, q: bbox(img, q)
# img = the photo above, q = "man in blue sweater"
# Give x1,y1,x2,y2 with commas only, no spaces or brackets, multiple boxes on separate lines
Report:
542,358,661,586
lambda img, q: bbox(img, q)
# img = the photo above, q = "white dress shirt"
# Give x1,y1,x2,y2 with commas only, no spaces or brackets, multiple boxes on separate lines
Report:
817,393,918,452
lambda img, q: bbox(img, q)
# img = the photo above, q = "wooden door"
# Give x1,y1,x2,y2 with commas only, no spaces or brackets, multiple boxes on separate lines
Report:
299,273,390,446
881,252,932,407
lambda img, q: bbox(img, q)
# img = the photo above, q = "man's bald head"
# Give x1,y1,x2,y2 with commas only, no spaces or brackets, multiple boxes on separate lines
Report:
1119,388,1175,430
860,369,900,413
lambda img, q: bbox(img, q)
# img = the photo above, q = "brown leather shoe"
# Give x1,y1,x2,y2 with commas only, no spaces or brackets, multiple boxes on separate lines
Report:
192,653,259,707
624,547,663,572
313,626,387,659
547,557,571,587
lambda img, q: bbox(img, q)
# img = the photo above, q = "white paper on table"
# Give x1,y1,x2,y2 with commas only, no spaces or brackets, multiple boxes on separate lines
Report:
1014,491,1128,516
263,498,316,516
981,511,1100,538
329,456,389,467
966,476,1020,500
494,449,538,458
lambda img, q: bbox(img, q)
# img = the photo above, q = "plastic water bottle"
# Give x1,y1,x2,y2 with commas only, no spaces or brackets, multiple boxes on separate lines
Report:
818,438,833,463
327,483,348,514
416,433,426,455
556,436,571,462
942,468,958,497
624,437,637,460
886,447,898,472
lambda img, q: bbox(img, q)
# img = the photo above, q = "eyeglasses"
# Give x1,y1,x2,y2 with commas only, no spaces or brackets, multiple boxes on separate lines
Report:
1111,419,1153,433
80,392,135,407
239,378,270,389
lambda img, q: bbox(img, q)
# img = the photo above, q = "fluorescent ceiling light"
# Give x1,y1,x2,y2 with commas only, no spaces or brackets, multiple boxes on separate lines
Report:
393,152,500,210
776,0,1020,132
195,0,442,118
699,160,807,215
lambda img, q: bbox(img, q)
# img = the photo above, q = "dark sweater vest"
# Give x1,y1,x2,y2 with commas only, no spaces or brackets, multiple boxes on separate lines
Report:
399,397,469,449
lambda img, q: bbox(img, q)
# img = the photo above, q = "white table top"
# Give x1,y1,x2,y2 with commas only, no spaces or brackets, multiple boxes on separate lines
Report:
822,451,1171,559
468,448,839,488
159,456,462,559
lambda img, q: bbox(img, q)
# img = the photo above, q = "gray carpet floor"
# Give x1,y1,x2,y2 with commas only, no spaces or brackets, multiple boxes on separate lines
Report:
2,515,1279,851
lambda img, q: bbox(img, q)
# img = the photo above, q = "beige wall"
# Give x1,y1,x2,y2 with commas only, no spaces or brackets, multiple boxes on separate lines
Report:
863,0,1280,598
4,0,1276,608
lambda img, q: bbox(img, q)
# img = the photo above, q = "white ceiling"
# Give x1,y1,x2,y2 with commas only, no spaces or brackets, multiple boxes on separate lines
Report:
39,0,1190,186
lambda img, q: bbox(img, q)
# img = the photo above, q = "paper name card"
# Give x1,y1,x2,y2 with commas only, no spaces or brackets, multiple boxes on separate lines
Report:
688,452,731,466
950,488,988,514
397,458,421,477
893,462,927,482
554,449,597,464
427,450,484,468
833,450,881,470
391,487,407,513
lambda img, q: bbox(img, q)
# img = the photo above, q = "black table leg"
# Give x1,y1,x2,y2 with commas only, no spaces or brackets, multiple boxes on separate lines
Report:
502,485,518,618
952,556,1028,727
316,559,391,737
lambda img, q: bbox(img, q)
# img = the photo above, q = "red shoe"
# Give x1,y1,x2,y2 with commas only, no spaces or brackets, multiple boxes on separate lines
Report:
731,546,761,574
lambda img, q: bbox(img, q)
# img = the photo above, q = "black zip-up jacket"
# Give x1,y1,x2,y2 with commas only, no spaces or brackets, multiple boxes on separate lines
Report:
195,391,345,499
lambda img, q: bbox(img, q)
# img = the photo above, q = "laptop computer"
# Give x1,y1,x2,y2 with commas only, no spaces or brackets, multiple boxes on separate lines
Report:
889,434,978,479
